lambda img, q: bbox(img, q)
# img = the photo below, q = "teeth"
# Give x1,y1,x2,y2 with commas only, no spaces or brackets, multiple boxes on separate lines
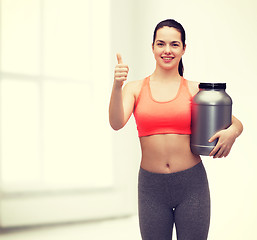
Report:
162,57,173,59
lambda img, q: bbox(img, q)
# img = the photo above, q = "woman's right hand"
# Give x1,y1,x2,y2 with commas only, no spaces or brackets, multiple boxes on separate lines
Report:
109,54,135,130
114,53,129,87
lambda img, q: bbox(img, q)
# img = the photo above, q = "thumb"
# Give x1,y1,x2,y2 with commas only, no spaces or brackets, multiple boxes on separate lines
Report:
116,53,123,64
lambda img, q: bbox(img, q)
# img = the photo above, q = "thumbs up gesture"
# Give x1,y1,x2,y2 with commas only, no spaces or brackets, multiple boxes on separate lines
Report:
114,53,129,87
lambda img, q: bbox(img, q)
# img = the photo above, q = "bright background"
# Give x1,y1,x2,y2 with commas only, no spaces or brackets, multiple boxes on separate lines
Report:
1,0,257,239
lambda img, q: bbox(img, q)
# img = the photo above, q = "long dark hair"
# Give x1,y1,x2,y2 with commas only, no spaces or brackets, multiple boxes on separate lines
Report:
153,19,186,76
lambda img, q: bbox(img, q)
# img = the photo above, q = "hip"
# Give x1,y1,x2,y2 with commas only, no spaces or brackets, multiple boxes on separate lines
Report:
138,160,210,202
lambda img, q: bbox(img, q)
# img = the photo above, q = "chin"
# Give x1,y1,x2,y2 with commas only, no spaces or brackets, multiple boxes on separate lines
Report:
161,65,176,71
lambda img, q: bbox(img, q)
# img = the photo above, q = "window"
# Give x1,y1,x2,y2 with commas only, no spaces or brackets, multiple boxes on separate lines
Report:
0,0,135,228
0,0,113,191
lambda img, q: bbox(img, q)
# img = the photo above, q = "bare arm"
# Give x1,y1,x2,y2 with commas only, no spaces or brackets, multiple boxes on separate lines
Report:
109,54,135,130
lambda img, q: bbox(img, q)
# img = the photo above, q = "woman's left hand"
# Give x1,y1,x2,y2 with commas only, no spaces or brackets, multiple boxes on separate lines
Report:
208,128,237,158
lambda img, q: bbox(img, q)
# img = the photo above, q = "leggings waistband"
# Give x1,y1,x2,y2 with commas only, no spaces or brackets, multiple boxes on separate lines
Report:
139,160,204,177
138,161,208,188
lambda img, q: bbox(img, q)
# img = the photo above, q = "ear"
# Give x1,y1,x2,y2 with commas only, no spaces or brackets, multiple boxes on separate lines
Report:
152,43,154,52
182,44,186,55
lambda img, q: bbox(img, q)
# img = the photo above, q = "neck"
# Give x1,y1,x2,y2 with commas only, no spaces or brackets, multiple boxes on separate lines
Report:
151,65,181,82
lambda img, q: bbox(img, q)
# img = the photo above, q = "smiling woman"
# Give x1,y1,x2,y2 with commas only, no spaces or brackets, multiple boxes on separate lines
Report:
109,18,243,240
152,27,186,72
152,20,186,76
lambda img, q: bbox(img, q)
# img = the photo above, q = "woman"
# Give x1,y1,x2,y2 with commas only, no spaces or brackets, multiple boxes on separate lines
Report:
109,19,243,240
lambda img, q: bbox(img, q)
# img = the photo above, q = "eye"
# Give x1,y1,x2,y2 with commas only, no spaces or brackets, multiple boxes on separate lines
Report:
172,43,180,47
157,43,164,47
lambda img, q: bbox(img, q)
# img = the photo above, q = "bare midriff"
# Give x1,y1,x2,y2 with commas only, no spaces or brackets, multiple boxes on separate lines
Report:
140,134,201,174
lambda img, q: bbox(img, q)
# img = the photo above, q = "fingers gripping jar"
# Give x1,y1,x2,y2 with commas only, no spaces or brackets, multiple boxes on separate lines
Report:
190,83,232,156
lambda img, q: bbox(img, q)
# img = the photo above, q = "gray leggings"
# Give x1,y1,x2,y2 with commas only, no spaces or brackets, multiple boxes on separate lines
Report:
138,161,210,240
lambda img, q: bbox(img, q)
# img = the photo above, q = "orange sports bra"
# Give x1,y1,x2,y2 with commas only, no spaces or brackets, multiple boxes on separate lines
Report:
133,76,193,137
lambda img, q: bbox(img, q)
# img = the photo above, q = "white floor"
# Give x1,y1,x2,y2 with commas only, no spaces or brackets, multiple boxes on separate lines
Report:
0,215,141,240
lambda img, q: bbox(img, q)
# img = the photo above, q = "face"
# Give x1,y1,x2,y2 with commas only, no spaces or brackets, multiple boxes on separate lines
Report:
152,26,186,71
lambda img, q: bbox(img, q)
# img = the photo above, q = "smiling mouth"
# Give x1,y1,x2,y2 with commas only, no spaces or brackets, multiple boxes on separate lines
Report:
161,56,174,60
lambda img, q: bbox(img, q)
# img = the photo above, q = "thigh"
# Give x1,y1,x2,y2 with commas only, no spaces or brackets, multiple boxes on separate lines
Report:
138,168,175,240
174,182,211,240
138,189,174,240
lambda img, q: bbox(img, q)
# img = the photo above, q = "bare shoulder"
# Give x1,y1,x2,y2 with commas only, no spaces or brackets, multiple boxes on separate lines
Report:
186,79,200,96
123,79,145,97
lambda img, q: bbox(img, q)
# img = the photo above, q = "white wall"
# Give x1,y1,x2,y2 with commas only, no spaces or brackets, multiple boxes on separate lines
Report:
111,0,257,239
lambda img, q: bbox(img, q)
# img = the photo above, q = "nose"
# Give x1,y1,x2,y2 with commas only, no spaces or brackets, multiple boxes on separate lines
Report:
164,45,171,54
